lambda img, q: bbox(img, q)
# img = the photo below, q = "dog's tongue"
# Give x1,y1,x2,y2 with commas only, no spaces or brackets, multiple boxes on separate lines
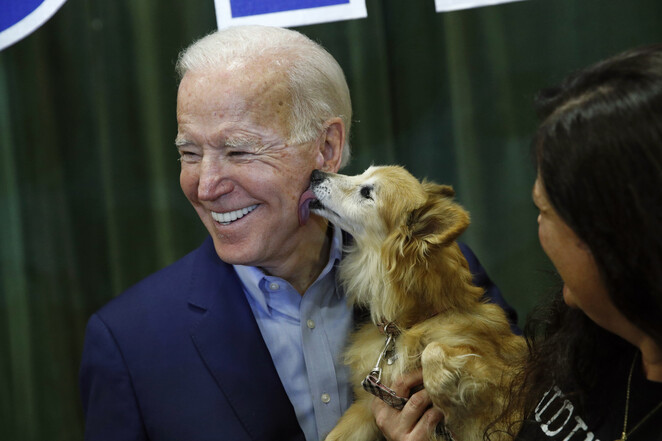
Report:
298,188,317,226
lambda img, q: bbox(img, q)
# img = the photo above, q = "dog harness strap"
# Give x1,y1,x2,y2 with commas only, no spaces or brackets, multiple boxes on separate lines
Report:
362,323,409,409
368,333,393,383
362,374,408,410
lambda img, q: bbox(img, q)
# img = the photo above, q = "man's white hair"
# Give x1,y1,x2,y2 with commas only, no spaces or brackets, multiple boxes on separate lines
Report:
176,25,352,168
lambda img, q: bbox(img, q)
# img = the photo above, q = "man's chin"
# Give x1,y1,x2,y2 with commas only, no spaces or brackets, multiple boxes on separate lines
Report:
209,235,254,265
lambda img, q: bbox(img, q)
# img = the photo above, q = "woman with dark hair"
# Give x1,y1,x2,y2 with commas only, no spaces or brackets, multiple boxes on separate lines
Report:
512,43,662,440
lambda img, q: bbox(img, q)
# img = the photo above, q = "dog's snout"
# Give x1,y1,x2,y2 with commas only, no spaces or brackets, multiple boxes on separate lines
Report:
310,169,325,185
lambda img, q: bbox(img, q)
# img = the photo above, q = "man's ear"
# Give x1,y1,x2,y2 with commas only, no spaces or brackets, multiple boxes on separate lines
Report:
318,118,345,173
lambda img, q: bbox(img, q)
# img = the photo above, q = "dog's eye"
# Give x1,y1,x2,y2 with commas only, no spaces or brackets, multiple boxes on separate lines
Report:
360,186,373,200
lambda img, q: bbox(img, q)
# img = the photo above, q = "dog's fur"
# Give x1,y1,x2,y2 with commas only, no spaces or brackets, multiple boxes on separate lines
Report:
310,166,525,441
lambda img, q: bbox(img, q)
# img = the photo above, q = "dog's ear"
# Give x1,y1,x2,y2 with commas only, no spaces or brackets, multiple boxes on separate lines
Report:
425,182,456,199
406,182,470,247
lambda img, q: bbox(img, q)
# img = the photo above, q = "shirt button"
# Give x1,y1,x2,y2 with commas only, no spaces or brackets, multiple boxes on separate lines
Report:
321,393,331,404
306,319,316,329
269,282,279,291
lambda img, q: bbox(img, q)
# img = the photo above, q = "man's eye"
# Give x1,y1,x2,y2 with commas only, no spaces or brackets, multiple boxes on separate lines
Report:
178,151,200,162
228,149,258,158
360,186,373,199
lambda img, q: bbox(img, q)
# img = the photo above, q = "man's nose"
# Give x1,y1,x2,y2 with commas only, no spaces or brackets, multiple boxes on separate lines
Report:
198,157,234,200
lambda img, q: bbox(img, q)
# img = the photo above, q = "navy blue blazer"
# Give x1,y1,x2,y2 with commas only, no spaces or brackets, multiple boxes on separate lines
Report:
79,236,517,441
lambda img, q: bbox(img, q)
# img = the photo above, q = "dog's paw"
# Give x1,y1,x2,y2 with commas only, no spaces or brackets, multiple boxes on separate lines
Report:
422,342,484,411
421,342,454,403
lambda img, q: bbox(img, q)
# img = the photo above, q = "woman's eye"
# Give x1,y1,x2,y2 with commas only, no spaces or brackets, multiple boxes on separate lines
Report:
360,186,373,199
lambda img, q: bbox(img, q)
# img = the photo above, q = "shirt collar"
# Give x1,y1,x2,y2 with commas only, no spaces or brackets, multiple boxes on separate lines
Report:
234,223,344,314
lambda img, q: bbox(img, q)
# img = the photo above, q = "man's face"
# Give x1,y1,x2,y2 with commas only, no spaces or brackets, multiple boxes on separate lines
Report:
176,66,325,273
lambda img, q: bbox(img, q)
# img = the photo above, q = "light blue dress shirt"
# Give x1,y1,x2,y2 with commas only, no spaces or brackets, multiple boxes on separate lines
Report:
234,225,354,441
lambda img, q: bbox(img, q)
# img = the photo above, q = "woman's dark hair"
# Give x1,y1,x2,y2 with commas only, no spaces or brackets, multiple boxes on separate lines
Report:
494,44,662,437
535,43,662,350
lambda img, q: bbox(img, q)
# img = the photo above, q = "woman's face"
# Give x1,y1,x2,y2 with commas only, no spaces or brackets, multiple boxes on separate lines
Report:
533,176,624,329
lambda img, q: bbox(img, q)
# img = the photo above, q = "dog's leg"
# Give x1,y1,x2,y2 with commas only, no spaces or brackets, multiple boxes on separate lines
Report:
324,395,380,441
421,342,493,441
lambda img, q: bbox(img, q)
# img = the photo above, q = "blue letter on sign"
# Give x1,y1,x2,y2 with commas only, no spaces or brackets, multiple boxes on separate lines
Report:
230,0,349,18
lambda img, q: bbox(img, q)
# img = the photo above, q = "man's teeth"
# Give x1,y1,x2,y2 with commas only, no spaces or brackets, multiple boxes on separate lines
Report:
211,204,258,225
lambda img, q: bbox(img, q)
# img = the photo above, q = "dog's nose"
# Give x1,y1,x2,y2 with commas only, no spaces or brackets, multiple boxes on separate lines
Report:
310,169,325,185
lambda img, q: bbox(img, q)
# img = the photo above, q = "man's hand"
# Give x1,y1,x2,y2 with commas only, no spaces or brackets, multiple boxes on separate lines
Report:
371,370,444,441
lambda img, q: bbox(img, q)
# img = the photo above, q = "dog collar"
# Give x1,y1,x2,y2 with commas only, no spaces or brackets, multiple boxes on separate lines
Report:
376,321,401,337
376,310,441,336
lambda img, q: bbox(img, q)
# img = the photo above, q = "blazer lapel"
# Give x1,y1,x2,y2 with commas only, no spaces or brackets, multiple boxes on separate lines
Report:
188,237,305,441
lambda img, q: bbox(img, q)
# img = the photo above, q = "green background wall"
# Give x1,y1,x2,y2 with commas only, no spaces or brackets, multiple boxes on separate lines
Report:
1,0,661,439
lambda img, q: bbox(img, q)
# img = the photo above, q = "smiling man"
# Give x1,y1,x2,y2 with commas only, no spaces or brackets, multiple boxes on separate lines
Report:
79,26,517,441
174,57,343,293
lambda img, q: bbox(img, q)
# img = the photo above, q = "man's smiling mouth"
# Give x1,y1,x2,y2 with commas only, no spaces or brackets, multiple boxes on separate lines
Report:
211,204,259,225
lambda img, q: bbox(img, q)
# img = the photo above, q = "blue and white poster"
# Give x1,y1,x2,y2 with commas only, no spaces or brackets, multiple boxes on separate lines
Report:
0,0,68,51
215,0,367,29
435,0,526,12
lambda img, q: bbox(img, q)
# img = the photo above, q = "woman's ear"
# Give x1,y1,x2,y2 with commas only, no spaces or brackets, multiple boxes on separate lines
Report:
318,118,345,172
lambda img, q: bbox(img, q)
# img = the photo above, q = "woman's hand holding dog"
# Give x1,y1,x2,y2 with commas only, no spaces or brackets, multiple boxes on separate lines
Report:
371,370,444,441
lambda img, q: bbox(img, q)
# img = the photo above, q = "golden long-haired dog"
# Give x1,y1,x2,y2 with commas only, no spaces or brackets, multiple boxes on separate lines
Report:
309,165,525,441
